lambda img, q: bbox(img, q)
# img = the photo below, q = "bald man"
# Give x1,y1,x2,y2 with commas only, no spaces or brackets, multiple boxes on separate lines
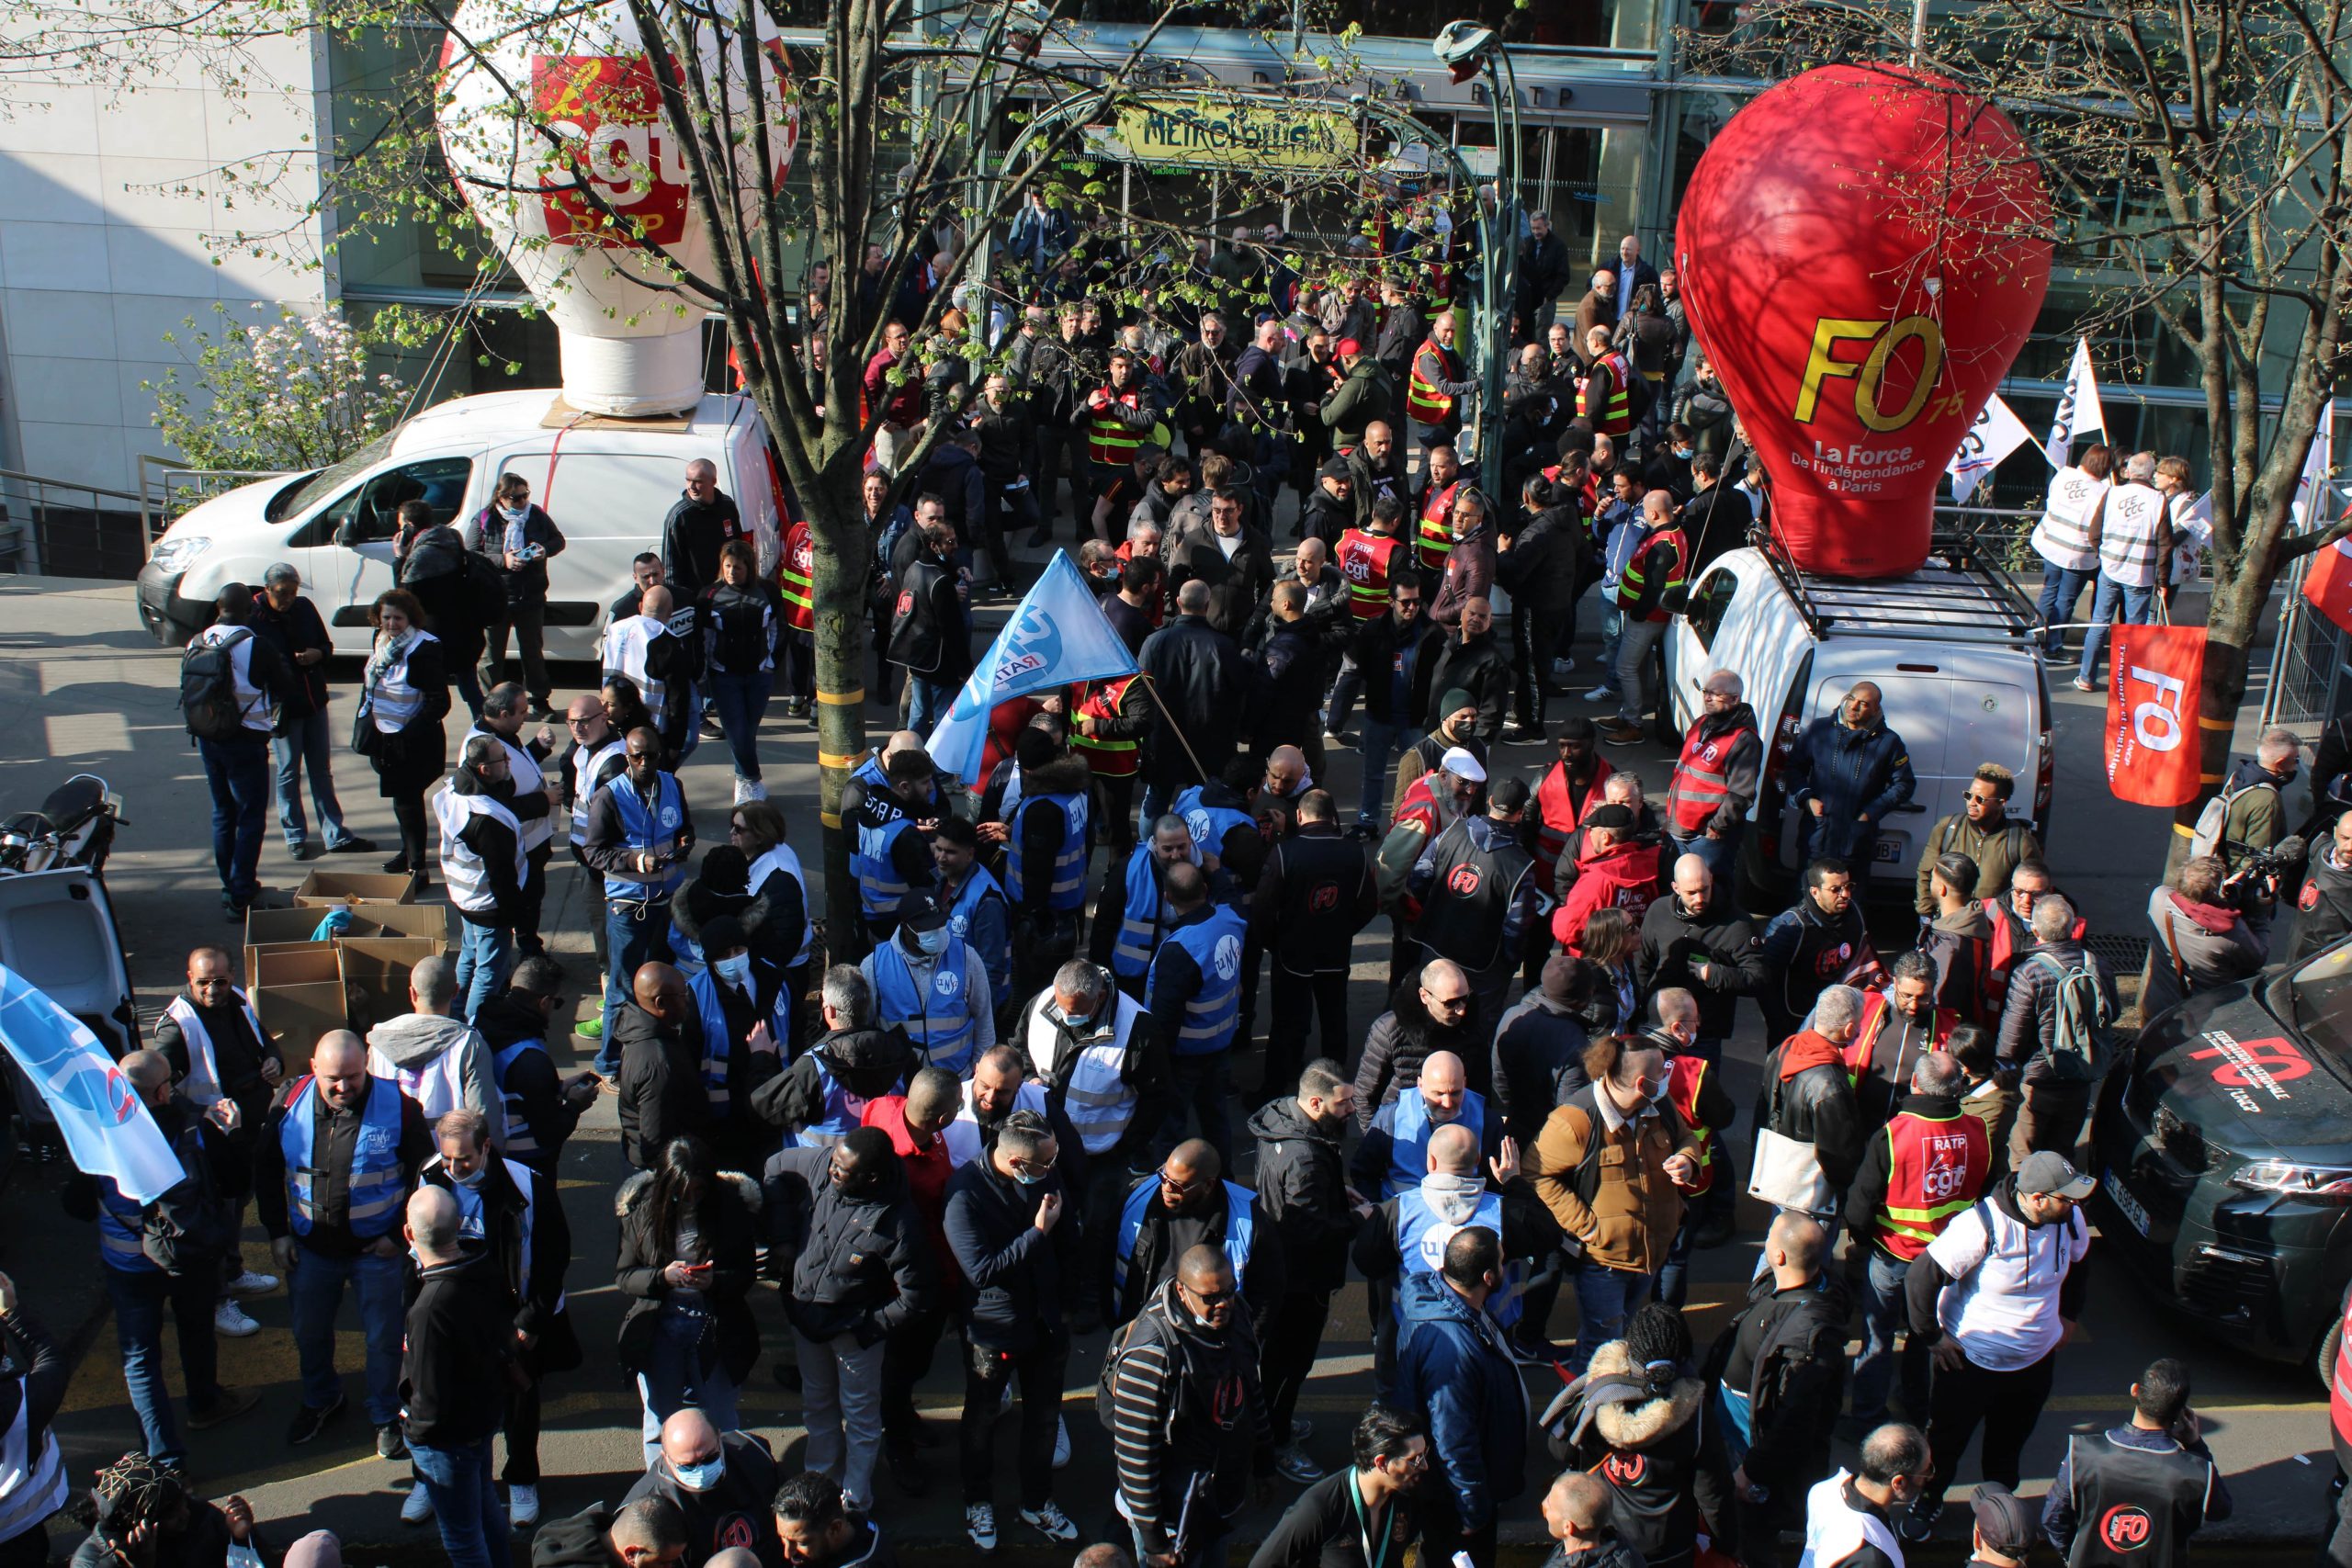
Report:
152,942,285,1319
81,1049,257,1464
840,730,951,946
661,456,744,602
1351,1049,1499,1201
1538,1472,1624,1562
601,585,699,761
401,1182,518,1564
255,1029,433,1451
616,962,714,1171
1784,679,1916,883
1109,1138,1285,1338
623,1407,785,1568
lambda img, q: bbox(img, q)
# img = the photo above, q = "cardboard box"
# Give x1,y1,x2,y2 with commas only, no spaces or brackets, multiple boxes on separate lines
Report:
338,937,445,1035
249,945,349,1047
339,901,451,944
293,870,415,908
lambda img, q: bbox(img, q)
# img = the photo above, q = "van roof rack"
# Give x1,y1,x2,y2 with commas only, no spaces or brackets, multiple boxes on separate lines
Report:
1746,525,2042,646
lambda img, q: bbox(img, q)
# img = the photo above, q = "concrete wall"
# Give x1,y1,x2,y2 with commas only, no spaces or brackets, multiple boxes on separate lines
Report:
0,27,336,496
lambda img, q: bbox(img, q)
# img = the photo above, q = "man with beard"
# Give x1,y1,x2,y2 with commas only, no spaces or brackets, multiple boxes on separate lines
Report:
1108,1138,1286,1339
1093,814,1203,998
1527,716,1614,896
1636,855,1762,1065
1426,597,1511,748
1245,1060,1368,1485
1345,422,1408,532
773,1471,899,1568
153,945,283,1336
2293,807,2352,960
1353,960,1479,1125
1759,859,1875,1046
1550,804,1666,955
1391,693,1487,829
1408,781,1549,1081
1662,671,1761,880
625,1409,782,1568
1914,765,2041,919
1835,952,1964,1132
945,1047,1085,1173
752,966,918,1151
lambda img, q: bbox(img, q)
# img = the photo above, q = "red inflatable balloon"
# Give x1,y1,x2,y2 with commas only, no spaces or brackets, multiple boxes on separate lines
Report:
1676,65,2051,579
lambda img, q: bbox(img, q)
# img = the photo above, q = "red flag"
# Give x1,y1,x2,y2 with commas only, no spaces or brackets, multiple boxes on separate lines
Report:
2105,624,2207,807
2305,537,2352,635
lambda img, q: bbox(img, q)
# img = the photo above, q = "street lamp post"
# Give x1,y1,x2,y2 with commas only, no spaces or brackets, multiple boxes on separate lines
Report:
1434,19,1523,503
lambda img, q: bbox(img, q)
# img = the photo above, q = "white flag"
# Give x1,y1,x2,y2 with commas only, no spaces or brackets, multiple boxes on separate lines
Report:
2042,337,2106,469
0,962,181,1201
2292,413,2335,533
1947,392,2033,503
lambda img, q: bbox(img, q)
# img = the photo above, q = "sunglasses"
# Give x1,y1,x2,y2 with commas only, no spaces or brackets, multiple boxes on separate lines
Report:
1427,992,1472,1010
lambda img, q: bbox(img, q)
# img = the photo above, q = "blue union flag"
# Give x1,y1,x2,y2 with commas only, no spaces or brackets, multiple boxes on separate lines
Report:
924,550,1140,784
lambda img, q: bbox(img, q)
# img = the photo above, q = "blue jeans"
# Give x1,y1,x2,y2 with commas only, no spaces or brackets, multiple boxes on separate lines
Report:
197,731,271,904
456,919,513,1024
709,670,774,781
601,898,673,1073
411,1435,510,1568
908,676,953,739
288,1244,404,1427
272,707,354,850
1156,1048,1234,1170
1592,603,1623,695
1668,825,1744,882
1570,1261,1655,1373
1851,1247,1924,1425
1357,716,1415,829
638,1303,741,1467
2076,573,2155,685
2035,565,2096,657
107,1266,220,1463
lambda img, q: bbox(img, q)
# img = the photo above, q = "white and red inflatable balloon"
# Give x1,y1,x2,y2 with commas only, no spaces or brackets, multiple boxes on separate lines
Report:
1677,64,2051,579
438,0,798,417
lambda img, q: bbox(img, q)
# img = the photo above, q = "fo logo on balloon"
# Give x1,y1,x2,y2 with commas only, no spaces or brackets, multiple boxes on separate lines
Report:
2098,1506,2154,1552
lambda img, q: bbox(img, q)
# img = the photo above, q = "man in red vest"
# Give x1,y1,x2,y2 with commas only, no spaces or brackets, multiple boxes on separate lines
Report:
1524,716,1613,897
1550,803,1663,950
1661,669,1760,878
1838,952,1962,1130
776,513,817,719
1404,312,1477,486
1649,987,1736,1305
1843,1051,1986,1433
1413,444,1465,578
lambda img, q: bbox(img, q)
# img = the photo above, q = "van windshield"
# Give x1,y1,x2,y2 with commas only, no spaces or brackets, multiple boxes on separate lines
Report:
264,426,402,521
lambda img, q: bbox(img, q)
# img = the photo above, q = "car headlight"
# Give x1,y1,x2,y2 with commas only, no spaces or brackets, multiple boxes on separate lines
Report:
148,536,211,573
2228,1160,2352,1199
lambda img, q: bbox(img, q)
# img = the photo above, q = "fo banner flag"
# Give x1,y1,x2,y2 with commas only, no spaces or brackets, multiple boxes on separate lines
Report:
2104,624,2207,808
925,549,1140,785
0,962,180,1201
1947,392,2034,503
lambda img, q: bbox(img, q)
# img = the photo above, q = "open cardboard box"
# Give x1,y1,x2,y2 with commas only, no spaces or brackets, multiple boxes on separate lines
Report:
338,936,444,1035
293,870,416,908
242,903,447,987
248,945,349,1047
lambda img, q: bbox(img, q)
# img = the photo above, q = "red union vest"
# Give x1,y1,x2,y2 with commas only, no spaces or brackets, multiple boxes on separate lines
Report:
1872,1108,1989,1258
778,519,815,633
1337,528,1408,621
1531,756,1616,881
1072,676,1141,779
1405,338,1464,426
1841,991,1961,1089
1664,716,1757,836
1088,384,1146,468
1417,479,1462,573
1667,1055,1716,1197
1577,350,1635,434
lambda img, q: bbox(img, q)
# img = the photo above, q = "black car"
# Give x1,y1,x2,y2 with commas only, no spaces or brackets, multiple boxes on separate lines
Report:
2095,943,2352,1382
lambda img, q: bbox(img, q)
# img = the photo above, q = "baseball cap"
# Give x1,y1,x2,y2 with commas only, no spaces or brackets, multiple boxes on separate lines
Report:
1438,746,1487,784
1319,457,1353,483
1585,803,1635,831
1969,1484,2035,1557
896,891,947,933
2017,1149,2097,1201
1336,336,1363,356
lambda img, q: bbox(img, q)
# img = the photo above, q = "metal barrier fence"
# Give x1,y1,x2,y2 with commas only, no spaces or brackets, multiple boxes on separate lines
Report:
0,469,150,580
2261,553,2350,732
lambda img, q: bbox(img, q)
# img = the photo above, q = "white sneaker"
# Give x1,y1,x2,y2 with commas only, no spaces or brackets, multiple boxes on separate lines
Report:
732,777,754,806
401,1486,435,1526
213,1300,259,1337
1022,1501,1080,1543
743,779,767,802
508,1483,539,1528
227,1269,278,1296
1052,1413,1070,1469
966,1502,999,1551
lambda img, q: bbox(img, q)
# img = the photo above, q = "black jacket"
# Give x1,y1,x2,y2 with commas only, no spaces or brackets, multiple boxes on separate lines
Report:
1497,504,1583,615
751,1025,916,1136
1635,894,1763,1043
661,489,746,600
1251,619,1333,756
1490,992,1592,1146
1680,483,1751,578
763,1145,936,1346
1168,528,1278,641
1351,612,1446,728
1758,896,1874,1044
1427,631,1511,746
888,549,972,682
474,994,582,1171
401,1258,516,1447
1137,615,1249,790
1246,1098,1357,1294
469,502,567,605
419,1153,572,1353
1111,1174,1287,1338
621,1430,785,1568
254,1077,433,1257
1250,821,1376,976
1110,1280,1273,1557
1248,1465,1420,1568
615,1168,763,1382
943,1148,1079,1351
1700,1269,1850,1496
615,1000,715,1170
246,591,334,717
1300,485,1355,550
1758,1036,1866,1195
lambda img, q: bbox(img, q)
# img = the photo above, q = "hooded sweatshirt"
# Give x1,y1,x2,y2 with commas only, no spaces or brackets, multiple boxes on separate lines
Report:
2144,886,2265,1015
1921,901,1996,1023
365,1011,503,1146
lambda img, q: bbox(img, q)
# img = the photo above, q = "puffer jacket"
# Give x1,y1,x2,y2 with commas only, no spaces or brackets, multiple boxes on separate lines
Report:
761,1145,935,1347
615,1168,763,1382
1395,1270,1530,1532
1783,715,1916,862
1994,938,2118,1086
1247,1098,1356,1294
1353,978,1486,1128
1527,1085,1698,1274
1756,1031,1864,1194
1544,1337,1705,1568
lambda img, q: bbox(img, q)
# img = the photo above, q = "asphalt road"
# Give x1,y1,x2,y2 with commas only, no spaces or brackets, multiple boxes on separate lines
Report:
0,566,2336,1562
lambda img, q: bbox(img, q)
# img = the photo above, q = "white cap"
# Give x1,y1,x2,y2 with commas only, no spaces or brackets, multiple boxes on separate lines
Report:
1439,746,1487,783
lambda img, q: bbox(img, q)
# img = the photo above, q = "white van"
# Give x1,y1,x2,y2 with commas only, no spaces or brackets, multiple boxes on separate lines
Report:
136,388,780,657
1661,540,2053,902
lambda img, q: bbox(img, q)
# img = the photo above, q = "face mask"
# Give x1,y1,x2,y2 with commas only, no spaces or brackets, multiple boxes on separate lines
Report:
1013,1167,1048,1187
1673,446,1693,459
713,954,752,987
1645,1078,1669,1104
914,925,950,956
673,1455,724,1492
455,1166,486,1189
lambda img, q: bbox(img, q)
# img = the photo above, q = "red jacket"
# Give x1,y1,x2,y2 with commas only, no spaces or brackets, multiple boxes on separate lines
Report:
1552,840,1664,949
860,1093,961,1290
863,350,922,427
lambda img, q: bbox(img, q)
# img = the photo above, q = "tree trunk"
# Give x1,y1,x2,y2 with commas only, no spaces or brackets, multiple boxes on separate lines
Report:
807,485,874,964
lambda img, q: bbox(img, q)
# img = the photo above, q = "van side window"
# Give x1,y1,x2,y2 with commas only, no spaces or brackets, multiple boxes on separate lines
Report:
295,457,473,547
1685,568,1739,651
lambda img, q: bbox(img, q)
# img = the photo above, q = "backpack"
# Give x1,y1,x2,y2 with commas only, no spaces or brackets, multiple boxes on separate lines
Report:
1096,1307,1173,1437
178,628,254,741
462,548,509,626
2188,770,2273,859
2029,949,2114,1083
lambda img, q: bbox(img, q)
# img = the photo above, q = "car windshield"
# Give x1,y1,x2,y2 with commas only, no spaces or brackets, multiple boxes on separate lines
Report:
264,426,402,521
2286,942,2352,1057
